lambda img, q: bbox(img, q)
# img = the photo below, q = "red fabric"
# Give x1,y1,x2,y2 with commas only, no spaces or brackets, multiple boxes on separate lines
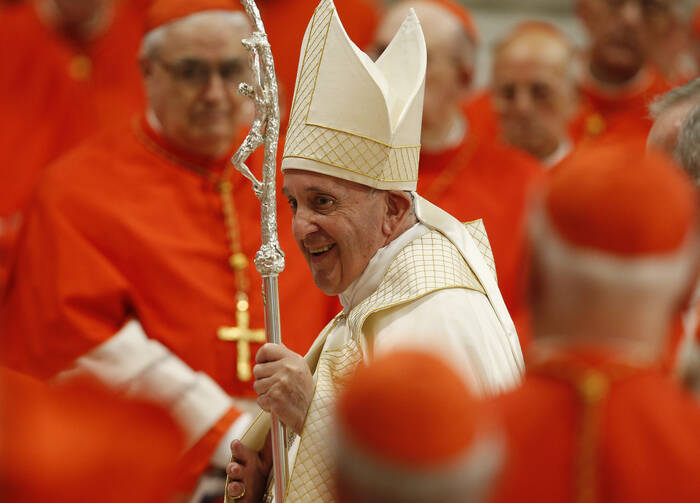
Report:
417,106,542,349
259,0,381,122
145,0,241,32
546,145,697,255
0,1,146,287
490,350,700,503
0,116,338,394
463,90,499,141
661,313,685,374
179,406,241,490
0,370,185,503
338,351,479,466
571,68,671,145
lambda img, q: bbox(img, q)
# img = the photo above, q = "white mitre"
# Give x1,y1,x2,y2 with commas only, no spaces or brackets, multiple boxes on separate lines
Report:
281,0,426,190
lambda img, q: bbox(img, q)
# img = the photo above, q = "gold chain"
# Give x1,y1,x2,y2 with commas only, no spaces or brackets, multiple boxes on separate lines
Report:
218,164,252,309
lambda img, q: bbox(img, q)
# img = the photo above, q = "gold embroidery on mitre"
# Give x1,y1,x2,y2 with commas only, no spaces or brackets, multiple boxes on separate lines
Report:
348,229,487,337
282,0,422,187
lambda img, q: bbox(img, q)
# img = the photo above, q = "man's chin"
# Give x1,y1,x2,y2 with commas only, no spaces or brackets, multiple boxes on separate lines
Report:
311,273,341,297
600,46,643,77
185,132,237,156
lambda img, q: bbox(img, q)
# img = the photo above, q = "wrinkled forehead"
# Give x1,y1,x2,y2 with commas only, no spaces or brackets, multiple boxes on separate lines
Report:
159,12,251,60
496,32,571,70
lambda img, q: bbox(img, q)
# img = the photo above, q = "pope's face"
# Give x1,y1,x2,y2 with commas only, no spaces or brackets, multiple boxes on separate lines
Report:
579,0,674,80
143,13,251,159
493,45,575,160
283,171,389,296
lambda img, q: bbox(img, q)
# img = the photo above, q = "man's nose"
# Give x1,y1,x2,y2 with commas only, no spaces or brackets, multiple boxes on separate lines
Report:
292,207,320,243
513,87,533,114
202,71,229,102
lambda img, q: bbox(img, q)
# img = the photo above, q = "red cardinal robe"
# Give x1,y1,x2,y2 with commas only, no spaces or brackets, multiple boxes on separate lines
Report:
417,105,542,349
0,0,146,285
490,348,700,503
572,67,671,146
0,115,338,484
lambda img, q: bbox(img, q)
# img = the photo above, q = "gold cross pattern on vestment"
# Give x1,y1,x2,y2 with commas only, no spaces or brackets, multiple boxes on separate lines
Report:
218,295,266,381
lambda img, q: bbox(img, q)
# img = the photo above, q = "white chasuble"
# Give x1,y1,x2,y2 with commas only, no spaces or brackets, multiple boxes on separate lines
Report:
240,196,524,503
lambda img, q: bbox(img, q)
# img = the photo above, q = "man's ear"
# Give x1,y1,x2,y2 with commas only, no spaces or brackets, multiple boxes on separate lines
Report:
381,191,413,236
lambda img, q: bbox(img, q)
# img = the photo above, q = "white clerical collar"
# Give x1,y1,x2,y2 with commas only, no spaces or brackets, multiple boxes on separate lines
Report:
542,137,572,168
339,223,427,313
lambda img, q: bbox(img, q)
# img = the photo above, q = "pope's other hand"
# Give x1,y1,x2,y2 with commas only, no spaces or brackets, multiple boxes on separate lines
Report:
226,436,272,502
253,343,314,434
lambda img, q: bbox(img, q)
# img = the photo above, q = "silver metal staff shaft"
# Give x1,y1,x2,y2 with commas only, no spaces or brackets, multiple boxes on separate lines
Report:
225,1,288,501
262,277,288,501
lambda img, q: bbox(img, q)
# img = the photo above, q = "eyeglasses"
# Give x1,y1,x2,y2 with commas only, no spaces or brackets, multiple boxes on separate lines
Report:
155,57,246,87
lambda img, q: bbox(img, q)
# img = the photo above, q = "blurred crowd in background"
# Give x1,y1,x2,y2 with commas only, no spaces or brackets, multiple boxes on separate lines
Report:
2,0,700,501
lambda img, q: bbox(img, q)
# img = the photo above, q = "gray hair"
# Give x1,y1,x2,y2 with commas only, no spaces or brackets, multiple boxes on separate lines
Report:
676,103,700,185
649,77,700,120
139,10,250,61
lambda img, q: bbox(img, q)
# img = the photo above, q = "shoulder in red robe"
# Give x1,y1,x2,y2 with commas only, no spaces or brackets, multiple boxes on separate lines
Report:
417,109,542,349
571,67,671,146
0,0,147,287
1,115,337,383
490,349,700,503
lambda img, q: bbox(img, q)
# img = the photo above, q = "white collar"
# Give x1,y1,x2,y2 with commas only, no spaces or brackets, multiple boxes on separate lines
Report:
339,223,427,313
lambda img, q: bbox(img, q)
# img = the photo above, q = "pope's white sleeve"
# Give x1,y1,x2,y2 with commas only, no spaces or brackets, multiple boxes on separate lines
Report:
53,319,251,456
365,288,523,396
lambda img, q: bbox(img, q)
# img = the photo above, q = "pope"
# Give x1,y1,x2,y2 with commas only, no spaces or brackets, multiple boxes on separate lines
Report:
225,2,524,501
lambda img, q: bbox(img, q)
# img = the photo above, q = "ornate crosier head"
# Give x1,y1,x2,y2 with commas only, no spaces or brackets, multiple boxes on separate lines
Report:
229,0,285,278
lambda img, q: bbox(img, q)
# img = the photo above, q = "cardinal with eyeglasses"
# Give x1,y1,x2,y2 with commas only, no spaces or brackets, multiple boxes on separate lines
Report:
0,0,337,499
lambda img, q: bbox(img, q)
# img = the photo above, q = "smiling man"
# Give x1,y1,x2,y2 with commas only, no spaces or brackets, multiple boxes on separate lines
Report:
225,1,524,502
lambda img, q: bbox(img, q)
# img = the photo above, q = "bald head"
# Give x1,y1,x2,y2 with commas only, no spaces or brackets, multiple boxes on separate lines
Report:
374,1,475,137
376,1,469,55
496,25,572,74
492,23,577,162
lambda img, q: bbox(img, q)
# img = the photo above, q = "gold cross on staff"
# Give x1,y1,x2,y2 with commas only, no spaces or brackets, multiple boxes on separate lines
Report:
218,296,266,381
